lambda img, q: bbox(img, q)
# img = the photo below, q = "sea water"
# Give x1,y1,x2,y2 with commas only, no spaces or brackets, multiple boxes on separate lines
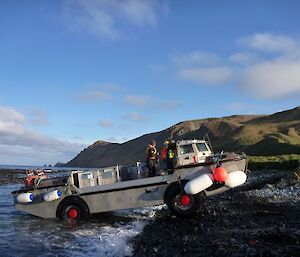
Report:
0,164,92,171
0,184,160,257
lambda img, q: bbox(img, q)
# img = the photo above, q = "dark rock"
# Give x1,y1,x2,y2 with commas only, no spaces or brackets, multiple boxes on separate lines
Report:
215,247,227,257
0,169,24,185
131,170,300,257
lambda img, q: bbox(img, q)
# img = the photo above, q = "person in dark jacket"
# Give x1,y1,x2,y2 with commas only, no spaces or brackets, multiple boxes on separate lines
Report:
146,140,158,177
166,139,176,174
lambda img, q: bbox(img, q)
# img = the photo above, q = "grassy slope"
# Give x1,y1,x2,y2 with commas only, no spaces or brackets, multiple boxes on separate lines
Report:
66,107,300,167
248,154,300,170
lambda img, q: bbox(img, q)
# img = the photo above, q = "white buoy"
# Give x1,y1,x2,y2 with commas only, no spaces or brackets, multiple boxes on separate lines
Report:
16,193,33,203
225,171,247,188
184,173,214,195
43,190,62,202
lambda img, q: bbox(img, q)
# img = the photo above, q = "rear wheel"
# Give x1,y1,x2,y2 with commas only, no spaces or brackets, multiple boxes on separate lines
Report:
165,181,206,218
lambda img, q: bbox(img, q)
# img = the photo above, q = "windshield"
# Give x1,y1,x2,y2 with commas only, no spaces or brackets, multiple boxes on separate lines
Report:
179,144,194,154
196,143,209,152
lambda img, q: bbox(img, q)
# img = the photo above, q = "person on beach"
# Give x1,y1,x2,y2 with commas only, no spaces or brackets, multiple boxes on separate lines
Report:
146,140,158,177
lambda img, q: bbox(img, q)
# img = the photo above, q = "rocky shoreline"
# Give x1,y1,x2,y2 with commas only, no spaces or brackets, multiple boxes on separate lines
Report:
0,169,24,185
2,168,299,257
131,170,300,257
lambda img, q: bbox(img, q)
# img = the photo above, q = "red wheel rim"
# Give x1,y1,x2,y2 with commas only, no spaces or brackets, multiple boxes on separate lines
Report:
180,195,191,206
67,208,78,219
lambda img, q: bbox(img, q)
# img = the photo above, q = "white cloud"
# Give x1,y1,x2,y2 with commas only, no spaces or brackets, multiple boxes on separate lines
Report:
28,109,50,126
241,60,300,99
229,52,258,65
0,106,86,165
0,106,25,124
76,83,122,102
159,100,182,110
118,0,162,27
173,33,300,99
236,33,300,99
98,119,114,128
178,66,234,85
172,51,220,67
123,112,146,122
124,95,150,106
124,94,182,111
172,51,232,85
99,82,122,91
77,88,112,102
239,33,299,54
62,0,168,39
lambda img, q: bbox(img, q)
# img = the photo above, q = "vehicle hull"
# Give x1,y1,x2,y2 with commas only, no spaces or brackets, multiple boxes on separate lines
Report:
13,156,247,219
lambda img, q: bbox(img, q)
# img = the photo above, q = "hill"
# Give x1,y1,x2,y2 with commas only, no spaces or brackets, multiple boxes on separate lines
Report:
65,106,300,168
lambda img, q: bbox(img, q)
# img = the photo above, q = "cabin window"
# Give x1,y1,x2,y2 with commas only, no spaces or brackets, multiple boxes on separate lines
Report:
82,173,92,179
179,144,194,154
196,143,209,152
102,169,113,178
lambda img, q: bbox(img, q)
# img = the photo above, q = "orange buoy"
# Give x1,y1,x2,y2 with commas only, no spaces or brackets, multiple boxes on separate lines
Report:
213,166,228,182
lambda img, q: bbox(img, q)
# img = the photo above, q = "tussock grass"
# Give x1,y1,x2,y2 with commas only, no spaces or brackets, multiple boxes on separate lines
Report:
248,154,300,170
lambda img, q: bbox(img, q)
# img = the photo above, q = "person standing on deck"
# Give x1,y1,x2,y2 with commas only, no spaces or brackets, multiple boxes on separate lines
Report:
166,139,176,174
146,140,158,177
160,140,169,171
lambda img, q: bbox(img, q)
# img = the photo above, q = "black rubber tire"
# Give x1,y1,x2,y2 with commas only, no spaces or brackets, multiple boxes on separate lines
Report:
57,197,90,222
164,181,206,218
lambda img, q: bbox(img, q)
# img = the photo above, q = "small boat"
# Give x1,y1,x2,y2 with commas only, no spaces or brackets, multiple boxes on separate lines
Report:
12,139,248,222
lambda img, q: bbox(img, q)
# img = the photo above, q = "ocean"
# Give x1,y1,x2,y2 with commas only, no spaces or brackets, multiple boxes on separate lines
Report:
0,184,160,257
0,164,91,171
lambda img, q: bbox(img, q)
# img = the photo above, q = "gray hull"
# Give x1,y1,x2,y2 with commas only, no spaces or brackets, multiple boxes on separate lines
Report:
13,156,247,219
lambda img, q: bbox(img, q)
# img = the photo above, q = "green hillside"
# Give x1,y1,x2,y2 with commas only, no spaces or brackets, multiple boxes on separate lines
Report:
64,106,300,168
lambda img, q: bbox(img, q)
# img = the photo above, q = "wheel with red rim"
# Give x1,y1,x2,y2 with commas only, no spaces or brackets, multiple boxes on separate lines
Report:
164,181,206,218
66,205,80,220
62,204,82,222
180,195,191,206
58,197,90,222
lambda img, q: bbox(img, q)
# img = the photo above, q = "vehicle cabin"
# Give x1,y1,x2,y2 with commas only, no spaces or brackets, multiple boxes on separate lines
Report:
176,140,212,167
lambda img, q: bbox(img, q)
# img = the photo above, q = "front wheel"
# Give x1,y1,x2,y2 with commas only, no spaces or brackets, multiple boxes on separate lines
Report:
58,197,90,223
164,181,206,218
61,204,83,222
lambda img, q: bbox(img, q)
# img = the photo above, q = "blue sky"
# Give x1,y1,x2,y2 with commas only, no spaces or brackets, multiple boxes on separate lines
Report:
1,0,300,165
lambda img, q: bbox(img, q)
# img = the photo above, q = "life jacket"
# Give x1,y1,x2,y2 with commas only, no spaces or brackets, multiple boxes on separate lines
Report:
166,143,176,159
167,149,175,159
146,144,157,160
